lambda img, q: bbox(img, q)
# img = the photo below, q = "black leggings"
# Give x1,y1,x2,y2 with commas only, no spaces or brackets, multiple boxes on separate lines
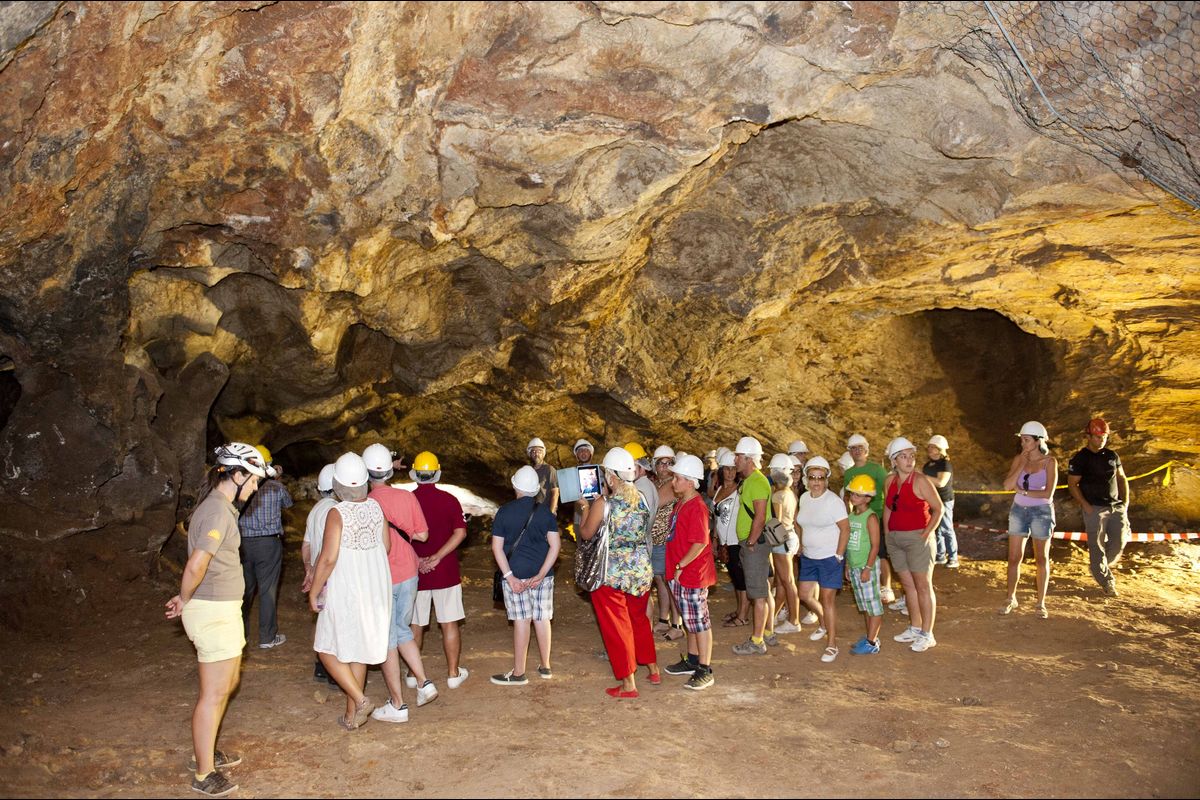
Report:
725,543,747,592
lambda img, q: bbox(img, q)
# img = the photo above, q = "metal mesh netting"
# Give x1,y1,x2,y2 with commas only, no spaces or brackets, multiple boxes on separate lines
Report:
942,1,1200,210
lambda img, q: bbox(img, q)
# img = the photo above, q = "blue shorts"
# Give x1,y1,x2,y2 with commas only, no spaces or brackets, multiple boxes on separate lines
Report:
1009,503,1055,541
651,543,667,577
388,576,418,648
798,555,844,590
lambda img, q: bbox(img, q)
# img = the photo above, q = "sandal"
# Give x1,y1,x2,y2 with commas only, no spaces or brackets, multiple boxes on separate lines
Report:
722,616,750,628
337,714,357,731
1034,605,1049,619
722,610,740,624
652,618,671,634
820,646,839,663
999,598,1018,616
352,696,374,728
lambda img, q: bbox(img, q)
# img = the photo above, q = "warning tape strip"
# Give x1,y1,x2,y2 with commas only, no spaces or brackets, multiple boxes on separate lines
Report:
955,523,1200,542
955,459,1199,496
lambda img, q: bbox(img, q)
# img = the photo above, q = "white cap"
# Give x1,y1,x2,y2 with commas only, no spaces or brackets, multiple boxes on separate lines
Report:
886,437,917,458
847,433,869,449
512,465,541,494
573,439,593,454
362,443,395,478
527,437,546,452
787,440,809,455
601,447,636,481
837,451,855,470
1017,421,1048,439
317,463,336,492
652,445,676,461
334,452,370,488
768,453,794,472
928,434,949,450
717,452,736,468
670,454,705,482
804,456,831,475
735,436,763,457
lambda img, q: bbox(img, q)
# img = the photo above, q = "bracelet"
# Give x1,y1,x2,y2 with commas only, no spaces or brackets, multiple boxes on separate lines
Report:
502,570,513,578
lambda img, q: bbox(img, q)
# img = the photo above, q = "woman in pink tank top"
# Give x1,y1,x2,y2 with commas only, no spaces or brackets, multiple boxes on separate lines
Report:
1000,421,1059,618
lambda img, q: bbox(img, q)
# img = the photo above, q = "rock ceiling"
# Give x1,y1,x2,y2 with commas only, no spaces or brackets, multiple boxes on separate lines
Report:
0,1,1197,542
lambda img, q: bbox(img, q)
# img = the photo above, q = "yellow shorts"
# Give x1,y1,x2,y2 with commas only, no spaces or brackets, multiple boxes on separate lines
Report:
182,599,245,663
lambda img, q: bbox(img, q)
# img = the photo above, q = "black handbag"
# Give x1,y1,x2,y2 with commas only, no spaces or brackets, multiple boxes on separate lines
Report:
574,501,610,592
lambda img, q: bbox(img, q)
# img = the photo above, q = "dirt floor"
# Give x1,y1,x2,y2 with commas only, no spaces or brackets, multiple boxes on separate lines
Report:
2,511,1199,799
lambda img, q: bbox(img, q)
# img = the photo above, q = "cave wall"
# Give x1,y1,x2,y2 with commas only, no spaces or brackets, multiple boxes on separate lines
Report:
0,1,1197,543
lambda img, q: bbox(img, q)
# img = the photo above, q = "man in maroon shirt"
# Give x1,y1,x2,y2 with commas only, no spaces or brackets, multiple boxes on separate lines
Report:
408,452,470,689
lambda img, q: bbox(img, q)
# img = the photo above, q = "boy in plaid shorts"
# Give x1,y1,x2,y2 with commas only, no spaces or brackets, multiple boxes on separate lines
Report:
662,456,718,690
845,475,884,655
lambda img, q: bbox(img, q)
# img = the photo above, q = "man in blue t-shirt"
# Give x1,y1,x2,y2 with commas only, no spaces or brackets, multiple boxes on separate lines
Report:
490,465,560,685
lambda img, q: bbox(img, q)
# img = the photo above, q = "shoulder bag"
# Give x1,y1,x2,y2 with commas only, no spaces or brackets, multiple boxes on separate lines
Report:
742,497,789,548
492,502,540,603
574,500,610,593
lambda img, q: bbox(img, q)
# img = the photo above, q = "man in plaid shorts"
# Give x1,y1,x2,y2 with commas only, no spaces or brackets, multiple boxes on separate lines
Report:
490,466,561,686
661,455,718,690
845,475,884,654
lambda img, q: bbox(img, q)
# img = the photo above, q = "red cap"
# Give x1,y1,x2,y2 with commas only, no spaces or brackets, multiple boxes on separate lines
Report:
1086,418,1110,436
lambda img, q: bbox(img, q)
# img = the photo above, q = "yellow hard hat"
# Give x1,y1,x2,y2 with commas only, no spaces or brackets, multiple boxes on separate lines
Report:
846,474,877,497
412,451,440,471
623,442,647,460
255,445,272,465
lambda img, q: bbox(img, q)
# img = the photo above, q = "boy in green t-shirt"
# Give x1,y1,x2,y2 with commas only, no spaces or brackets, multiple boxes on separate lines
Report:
844,474,883,655
843,434,896,605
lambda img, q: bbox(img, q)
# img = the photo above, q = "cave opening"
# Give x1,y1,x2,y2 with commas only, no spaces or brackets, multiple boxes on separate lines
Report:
0,359,19,433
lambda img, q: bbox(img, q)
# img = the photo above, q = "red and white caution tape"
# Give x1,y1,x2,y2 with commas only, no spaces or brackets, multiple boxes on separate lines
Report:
956,523,1200,542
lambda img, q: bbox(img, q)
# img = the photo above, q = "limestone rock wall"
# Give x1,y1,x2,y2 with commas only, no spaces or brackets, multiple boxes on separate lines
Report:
1,1,1197,543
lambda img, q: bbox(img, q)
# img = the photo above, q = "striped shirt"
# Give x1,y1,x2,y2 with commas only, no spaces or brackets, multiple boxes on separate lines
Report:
238,480,293,538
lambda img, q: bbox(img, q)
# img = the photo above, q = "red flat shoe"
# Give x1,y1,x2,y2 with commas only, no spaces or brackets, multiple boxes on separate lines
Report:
605,686,639,699
648,672,662,685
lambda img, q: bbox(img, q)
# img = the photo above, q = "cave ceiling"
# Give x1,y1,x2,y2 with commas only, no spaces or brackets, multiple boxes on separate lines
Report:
0,1,1197,542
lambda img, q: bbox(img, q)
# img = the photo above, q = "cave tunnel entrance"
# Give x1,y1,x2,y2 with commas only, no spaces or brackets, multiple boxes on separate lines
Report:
0,358,19,433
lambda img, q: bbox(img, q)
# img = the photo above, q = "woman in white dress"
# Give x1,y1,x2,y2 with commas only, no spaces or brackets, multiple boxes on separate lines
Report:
309,452,392,730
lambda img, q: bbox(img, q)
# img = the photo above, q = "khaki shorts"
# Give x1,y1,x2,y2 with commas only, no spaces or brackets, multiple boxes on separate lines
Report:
182,599,245,663
412,584,466,626
885,529,936,575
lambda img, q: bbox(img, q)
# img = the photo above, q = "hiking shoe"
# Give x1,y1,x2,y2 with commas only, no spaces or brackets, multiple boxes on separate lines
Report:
947,558,960,569
537,666,553,680
191,770,238,797
490,670,528,686
764,633,780,647
732,639,767,656
911,632,937,652
808,626,828,642
774,620,801,634
258,634,286,650
894,626,922,643
684,669,714,691
447,668,470,689
850,637,880,655
664,657,698,676
188,750,242,772
370,700,409,723
416,680,439,706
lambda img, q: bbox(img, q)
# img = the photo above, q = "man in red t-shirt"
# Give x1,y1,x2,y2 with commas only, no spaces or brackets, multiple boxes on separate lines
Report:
408,452,470,689
661,455,718,690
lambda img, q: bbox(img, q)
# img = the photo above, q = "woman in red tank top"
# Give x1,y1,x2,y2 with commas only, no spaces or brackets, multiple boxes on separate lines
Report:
882,438,944,653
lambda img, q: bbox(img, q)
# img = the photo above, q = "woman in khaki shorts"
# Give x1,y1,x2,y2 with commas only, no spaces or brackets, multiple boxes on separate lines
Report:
165,443,272,798
881,437,944,654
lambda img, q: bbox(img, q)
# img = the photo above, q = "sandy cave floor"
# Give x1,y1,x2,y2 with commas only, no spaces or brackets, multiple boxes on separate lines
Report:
1,516,1199,799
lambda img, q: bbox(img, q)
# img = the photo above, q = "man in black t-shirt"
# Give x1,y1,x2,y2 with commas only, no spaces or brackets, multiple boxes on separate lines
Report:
1067,418,1131,597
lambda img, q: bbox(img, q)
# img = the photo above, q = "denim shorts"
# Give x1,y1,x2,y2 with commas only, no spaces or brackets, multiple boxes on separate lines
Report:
388,576,419,648
651,543,667,576
798,555,844,590
771,533,800,557
1009,503,1055,541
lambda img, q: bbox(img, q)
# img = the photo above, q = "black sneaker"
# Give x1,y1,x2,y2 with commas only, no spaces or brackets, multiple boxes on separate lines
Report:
188,749,242,772
191,769,238,797
664,656,698,677
490,670,528,686
684,669,715,691
537,666,553,679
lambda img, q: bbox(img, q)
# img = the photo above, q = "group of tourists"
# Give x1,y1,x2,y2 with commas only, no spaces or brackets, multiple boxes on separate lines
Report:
166,417,1132,797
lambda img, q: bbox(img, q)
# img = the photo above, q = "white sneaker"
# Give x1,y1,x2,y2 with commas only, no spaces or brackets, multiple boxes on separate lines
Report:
800,611,819,626
894,626,922,643
404,675,418,689
446,668,469,689
775,608,788,624
809,626,827,641
416,680,439,707
911,632,937,652
774,621,801,634
371,700,409,723
888,597,908,613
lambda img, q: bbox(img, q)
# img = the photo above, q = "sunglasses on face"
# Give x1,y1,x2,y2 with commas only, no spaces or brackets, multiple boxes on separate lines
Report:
806,474,827,482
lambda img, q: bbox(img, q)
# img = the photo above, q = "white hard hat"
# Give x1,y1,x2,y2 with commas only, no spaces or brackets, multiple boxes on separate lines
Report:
804,455,831,475
717,452,736,468
928,434,949,451
837,451,855,470
334,452,370,488
317,463,336,493
787,440,809,455
362,443,395,478
715,446,731,462
886,437,917,458
527,437,546,452
1017,421,1048,439
670,454,705,482
734,436,763,457
847,433,869,449
601,447,636,481
573,439,593,454
768,453,794,472
652,445,676,461
512,465,541,494
789,454,804,467
214,442,271,479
